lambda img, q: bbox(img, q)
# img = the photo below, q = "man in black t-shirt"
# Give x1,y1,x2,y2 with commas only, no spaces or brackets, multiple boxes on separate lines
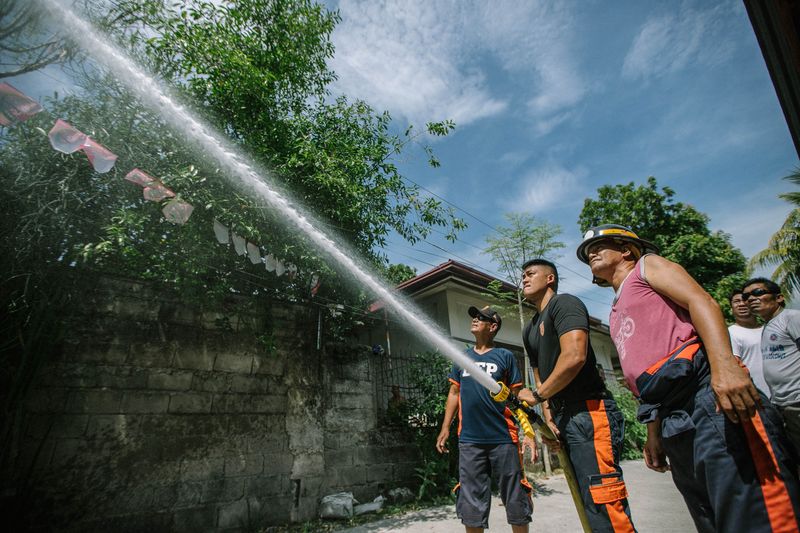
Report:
516,259,635,533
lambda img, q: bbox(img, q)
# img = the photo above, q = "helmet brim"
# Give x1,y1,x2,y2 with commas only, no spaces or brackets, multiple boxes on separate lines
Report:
576,234,659,264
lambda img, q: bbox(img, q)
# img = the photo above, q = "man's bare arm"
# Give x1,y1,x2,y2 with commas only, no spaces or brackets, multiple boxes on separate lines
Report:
436,383,460,453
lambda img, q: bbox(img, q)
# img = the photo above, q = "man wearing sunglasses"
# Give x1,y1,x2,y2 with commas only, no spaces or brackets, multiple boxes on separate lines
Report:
728,289,768,395
743,277,800,453
436,305,533,532
577,224,800,533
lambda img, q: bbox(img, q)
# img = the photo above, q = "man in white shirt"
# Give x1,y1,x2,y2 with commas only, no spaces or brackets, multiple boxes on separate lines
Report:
743,277,800,452
728,290,768,394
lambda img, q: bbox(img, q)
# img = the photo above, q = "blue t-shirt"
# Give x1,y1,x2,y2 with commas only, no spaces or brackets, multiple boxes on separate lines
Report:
448,347,523,444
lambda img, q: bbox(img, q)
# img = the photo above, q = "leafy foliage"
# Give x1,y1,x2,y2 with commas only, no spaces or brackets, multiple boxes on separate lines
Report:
609,384,646,460
2,0,466,481
384,263,417,286
0,0,76,78
578,176,746,303
750,170,800,299
405,351,458,501
484,212,565,284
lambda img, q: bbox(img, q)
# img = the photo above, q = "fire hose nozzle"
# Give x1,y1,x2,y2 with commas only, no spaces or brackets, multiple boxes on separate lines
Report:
491,381,510,402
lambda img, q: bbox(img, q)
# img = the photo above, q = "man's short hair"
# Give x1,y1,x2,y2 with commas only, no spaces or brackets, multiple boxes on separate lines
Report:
521,258,559,292
729,289,743,304
743,277,785,307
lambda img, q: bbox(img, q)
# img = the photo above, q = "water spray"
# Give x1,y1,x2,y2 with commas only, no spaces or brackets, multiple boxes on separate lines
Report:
35,0,502,393
34,2,592,529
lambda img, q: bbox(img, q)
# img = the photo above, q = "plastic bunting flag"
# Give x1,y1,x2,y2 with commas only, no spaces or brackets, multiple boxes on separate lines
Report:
0,82,43,126
48,119,87,154
275,259,286,277
213,219,229,244
125,168,155,187
286,263,298,280
143,181,175,202
246,242,262,264
264,254,277,272
310,273,321,296
81,137,117,173
162,199,194,225
232,234,247,256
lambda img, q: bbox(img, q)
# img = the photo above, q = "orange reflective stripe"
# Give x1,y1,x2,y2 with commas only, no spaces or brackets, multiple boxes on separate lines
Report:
457,391,462,436
642,338,700,376
587,400,635,533
503,406,519,443
742,412,800,533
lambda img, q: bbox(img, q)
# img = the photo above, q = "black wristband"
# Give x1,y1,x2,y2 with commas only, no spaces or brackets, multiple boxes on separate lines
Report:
532,389,546,403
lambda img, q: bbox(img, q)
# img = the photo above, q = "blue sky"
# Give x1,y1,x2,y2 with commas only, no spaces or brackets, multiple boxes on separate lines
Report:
325,0,800,318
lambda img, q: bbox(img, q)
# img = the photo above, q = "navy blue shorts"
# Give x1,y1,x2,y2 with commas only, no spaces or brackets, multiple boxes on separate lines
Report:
455,442,532,528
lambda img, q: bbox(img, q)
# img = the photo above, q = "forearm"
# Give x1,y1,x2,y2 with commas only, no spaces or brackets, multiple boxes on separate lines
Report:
440,391,459,428
689,293,736,370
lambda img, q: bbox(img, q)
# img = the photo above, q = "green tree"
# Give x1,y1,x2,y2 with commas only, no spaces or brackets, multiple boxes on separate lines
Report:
1,0,465,478
0,0,75,78
750,171,800,298
482,213,565,349
578,177,746,305
385,263,417,286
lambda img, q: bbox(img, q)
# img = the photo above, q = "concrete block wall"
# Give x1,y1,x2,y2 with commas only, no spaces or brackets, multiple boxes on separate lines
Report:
8,277,419,531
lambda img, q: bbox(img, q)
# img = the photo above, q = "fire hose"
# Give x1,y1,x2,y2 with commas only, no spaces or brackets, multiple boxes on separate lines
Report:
491,382,592,533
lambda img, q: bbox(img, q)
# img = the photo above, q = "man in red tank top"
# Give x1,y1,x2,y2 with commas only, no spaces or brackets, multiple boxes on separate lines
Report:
577,224,800,533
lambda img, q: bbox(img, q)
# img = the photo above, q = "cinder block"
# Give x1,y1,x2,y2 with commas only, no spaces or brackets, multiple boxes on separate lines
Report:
229,374,286,395
324,449,353,468
261,453,293,475
180,456,225,482
290,453,324,477
330,465,366,487
50,414,89,438
217,498,249,529
148,370,193,391
252,353,286,376
191,373,231,392
331,393,373,410
174,349,215,371
25,388,70,413
200,477,245,503
67,389,123,414
366,463,394,483
77,341,130,365
128,341,175,368
214,352,253,374
121,391,170,414
173,505,216,533
95,366,148,389
224,454,264,477
168,393,213,414
244,474,286,497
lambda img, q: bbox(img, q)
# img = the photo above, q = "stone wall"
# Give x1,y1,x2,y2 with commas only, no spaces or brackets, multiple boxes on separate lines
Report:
6,277,418,531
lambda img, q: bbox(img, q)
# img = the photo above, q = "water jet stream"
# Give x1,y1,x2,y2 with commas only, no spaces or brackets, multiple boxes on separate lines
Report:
37,0,502,394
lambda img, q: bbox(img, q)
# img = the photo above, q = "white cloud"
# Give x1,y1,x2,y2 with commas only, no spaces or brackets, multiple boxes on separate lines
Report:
329,0,587,133
507,162,587,213
622,2,738,81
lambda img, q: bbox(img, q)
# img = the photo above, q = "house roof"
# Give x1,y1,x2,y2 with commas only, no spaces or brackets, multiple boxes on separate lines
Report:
745,0,800,158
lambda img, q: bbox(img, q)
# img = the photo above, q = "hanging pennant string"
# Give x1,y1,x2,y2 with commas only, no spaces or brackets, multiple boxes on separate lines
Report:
48,119,87,153
0,82,43,126
81,137,117,173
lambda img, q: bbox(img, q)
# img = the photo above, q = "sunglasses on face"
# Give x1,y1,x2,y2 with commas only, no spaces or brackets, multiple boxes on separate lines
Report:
474,315,495,323
741,288,777,300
